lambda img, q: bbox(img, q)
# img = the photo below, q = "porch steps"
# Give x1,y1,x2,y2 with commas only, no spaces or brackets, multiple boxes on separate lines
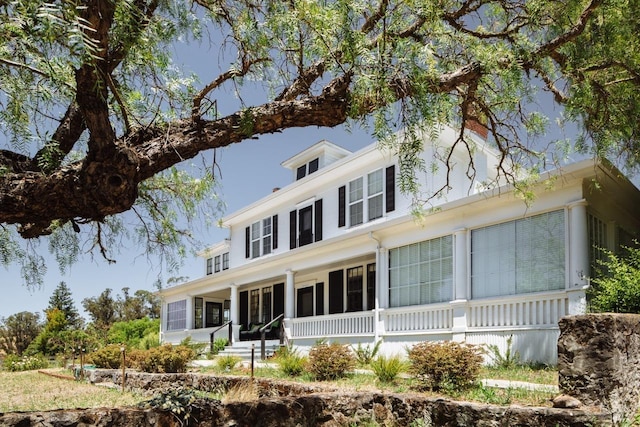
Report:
216,340,282,361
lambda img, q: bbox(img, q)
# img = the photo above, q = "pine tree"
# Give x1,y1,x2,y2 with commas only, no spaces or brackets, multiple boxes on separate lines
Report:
47,282,82,329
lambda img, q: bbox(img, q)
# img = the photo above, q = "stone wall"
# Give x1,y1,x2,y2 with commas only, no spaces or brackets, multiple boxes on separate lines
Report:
0,391,609,427
558,313,640,425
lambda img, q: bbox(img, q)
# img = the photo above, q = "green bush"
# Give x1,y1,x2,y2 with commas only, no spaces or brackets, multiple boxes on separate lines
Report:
588,243,640,313
350,341,381,366
86,344,126,369
136,344,195,373
108,318,160,348
210,338,229,355
487,335,520,369
2,354,49,372
276,347,307,377
307,342,355,381
408,341,483,392
370,354,405,383
216,354,242,370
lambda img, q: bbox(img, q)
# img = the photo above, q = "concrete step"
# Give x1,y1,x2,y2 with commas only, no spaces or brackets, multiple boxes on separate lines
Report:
217,340,282,360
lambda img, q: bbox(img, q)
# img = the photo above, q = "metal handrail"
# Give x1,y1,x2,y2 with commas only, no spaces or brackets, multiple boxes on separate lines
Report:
209,320,232,353
259,313,284,360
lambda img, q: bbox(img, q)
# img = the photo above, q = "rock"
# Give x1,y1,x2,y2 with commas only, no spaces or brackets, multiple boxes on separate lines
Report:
552,394,582,409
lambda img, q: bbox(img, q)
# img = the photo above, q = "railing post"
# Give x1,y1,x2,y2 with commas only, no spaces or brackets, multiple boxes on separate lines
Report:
210,331,214,353
260,330,266,360
228,322,232,345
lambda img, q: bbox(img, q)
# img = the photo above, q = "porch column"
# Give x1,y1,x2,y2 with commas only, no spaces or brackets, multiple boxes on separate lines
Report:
185,296,194,330
567,200,589,315
378,248,389,309
451,229,468,342
285,269,295,318
229,283,238,325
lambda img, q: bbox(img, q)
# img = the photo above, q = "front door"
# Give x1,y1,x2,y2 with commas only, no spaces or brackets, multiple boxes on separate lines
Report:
205,301,223,327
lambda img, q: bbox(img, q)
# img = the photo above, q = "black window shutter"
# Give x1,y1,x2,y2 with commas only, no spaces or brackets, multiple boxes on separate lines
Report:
245,226,250,258
272,215,278,250
314,199,323,242
239,291,249,330
315,282,324,316
273,283,285,317
385,165,396,213
338,186,346,227
289,210,297,249
328,270,344,314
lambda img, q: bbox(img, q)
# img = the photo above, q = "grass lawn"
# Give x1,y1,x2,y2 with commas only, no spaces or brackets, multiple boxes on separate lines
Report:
0,363,559,413
0,370,144,413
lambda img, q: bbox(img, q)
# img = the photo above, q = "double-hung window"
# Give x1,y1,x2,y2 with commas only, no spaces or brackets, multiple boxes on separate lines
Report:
214,255,221,273
206,258,213,275
245,216,278,259
349,177,364,226
339,165,395,228
222,252,229,270
289,200,323,249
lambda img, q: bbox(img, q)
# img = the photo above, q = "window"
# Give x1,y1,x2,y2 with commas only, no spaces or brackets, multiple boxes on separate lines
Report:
222,252,229,270
250,289,260,324
297,286,314,317
346,266,364,312
471,210,565,298
262,286,272,323
349,177,364,226
166,300,187,331
194,297,203,329
206,258,213,275
389,235,453,307
367,263,376,311
367,169,383,221
246,216,278,259
262,217,272,256
295,158,320,180
289,200,323,249
588,213,608,268
339,166,395,228
214,255,221,273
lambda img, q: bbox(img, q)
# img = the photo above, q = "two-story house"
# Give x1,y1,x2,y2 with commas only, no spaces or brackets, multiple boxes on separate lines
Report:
158,125,640,364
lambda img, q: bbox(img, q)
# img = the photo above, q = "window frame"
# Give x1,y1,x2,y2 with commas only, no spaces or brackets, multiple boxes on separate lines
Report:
166,300,187,331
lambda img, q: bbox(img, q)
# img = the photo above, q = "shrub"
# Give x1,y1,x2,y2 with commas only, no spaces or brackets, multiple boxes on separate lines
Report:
210,338,229,355
86,344,126,369
276,347,307,377
588,243,640,313
487,335,520,369
370,354,405,383
2,354,49,372
408,341,483,392
136,344,195,373
350,341,381,366
216,354,242,370
307,342,355,381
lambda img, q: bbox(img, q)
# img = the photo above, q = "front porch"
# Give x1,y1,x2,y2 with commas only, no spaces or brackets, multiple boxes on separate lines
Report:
163,288,586,364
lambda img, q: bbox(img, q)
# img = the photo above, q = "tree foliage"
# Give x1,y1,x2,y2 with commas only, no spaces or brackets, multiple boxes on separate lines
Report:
588,244,640,313
47,281,83,329
0,0,639,283
0,311,42,355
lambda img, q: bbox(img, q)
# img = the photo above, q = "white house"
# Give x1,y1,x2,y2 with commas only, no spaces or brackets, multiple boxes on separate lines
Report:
158,125,640,364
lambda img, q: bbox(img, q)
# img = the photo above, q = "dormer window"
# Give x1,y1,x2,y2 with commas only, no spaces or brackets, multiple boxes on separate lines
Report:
296,158,319,180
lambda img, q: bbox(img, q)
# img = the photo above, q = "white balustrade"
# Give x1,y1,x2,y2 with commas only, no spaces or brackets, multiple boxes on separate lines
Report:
467,291,568,329
290,311,375,338
382,303,453,333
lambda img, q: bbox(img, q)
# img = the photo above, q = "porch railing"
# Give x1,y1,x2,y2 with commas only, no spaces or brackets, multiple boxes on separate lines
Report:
467,291,569,329
289,311,374,338
382,303,453,333
209,321,232,352
259,313,285,360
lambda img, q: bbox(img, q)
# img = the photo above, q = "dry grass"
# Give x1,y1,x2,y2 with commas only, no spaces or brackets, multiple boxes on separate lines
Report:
0,369,144,413
221,380,260,404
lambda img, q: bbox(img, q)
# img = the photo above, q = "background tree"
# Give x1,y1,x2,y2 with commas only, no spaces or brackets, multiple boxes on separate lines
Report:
47,281,83,329
0,0,638,284
82,288,119,331
0,311,42,355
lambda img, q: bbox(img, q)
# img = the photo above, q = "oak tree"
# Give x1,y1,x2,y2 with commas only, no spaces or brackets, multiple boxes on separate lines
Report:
1,0,638,284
